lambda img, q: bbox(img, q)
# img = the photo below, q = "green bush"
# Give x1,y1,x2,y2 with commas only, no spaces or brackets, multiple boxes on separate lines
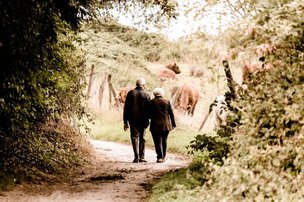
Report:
149,1,304,201
187,134,229,164
0,1,88,186
192,1,304,200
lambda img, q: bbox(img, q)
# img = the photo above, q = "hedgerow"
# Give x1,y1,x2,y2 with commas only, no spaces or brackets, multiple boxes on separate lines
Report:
151,1,304,201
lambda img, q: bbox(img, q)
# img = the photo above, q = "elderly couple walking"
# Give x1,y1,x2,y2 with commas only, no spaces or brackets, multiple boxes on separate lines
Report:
123,78,176,163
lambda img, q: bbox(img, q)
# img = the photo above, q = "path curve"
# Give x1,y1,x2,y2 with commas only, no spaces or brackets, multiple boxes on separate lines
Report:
0,140,191,202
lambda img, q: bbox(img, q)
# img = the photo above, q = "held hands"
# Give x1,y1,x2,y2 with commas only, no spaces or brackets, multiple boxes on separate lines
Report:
123,123,129,131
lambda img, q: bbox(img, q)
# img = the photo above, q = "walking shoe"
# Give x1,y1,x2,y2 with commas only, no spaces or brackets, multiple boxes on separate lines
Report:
139,159,147,163
156,159,163,163
133,158,139,163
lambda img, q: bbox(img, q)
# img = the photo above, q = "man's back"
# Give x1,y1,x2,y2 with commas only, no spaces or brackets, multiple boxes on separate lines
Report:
123,86,150,126
122,78,150,163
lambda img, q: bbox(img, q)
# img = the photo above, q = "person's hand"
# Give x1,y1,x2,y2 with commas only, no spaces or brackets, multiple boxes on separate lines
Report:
124,123,129,131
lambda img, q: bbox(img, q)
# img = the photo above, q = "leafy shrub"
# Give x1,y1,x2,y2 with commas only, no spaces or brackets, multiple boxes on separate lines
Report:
193,1,304,200
187,134,230,164
150,1,304,201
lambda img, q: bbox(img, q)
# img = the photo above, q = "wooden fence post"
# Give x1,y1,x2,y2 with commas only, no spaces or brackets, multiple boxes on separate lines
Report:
107,74,121,109
198,111,211,132
222,60,236,99
98,76,107,108
86,64,95,99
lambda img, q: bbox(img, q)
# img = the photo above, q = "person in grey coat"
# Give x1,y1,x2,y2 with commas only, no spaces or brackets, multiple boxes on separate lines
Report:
123,78,150,163
147,87,176,163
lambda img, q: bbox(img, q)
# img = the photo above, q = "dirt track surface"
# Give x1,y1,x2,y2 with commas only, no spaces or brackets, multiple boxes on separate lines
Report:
0,140,191,202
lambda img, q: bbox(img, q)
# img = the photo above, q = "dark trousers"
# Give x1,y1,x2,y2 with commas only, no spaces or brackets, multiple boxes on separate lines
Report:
130,125,146,160
151,130,169,160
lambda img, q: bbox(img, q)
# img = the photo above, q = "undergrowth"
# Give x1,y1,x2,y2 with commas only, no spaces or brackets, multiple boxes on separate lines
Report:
0,120,92,191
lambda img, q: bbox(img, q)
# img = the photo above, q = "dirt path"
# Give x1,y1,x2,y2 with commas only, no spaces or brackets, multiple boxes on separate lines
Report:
0,140,191,202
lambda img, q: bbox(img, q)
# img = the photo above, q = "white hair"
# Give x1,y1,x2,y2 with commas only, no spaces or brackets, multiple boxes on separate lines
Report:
136,78,146,87
153,87,165,97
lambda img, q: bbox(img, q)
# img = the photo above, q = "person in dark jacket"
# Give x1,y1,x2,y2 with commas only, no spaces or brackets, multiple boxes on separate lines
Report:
147,87,176,163
123,78,150,163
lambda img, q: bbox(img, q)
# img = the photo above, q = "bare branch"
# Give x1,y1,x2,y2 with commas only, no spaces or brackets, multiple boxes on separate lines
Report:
225,0,246,18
